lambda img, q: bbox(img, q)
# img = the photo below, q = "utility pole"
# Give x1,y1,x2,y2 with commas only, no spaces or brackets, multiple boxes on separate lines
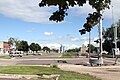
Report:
114,24,118,64
114,24,117,50
99,16,103,57
88,32,91,60
98,12,103,64
112,5,115,58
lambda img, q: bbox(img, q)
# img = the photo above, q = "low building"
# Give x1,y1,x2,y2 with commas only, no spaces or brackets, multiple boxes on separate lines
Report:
0,41,10,54
80,45,88,53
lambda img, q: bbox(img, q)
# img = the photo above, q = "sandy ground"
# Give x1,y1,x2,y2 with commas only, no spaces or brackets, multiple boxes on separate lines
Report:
58,64,120,80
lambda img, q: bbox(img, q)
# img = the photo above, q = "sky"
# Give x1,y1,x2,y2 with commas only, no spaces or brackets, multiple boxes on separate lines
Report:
0,0,120,50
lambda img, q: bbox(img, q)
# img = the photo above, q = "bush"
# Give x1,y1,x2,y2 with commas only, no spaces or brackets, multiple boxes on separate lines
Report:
50,64,59,69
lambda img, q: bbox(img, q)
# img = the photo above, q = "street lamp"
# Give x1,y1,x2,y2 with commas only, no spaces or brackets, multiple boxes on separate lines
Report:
99,16,103,57
88,31,91,60
114,24,118,50
114,24,119,64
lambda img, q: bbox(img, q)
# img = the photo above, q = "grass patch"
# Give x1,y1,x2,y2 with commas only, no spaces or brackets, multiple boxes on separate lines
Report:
61,53,74,58
0,55,11,59
0,66,101,80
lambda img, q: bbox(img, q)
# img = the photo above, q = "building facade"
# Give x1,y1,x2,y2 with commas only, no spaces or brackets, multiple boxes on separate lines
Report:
0,41,10,54
80,45,88,53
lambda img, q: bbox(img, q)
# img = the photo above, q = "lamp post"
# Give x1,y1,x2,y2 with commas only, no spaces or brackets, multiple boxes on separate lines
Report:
88,32,91,60
114,24,118,64
114,24,117,50
98,13,103,64
99,17,103,57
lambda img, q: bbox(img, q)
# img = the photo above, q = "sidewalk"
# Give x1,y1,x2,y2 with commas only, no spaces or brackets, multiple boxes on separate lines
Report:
58,64,120,80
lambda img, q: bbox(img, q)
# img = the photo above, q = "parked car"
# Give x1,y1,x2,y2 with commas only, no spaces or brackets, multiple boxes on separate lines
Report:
9,51,23,57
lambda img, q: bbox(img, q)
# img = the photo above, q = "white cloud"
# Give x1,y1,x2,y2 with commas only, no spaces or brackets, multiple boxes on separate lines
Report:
39,43,80,50
0,0,54,24
0,0,119,24
44,32,53,36
58,36,64,39
69,2,95,17
104,0,120,22
70,0,120,22
70,38,79,42
82,37,99,47
38,36,92,44
65,44,80,50
83,41,89,46
44,43,61,49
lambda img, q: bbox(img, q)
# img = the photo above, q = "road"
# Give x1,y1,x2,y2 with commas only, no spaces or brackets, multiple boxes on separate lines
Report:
0,56,119,66
15,52,62,59
0,53,120,80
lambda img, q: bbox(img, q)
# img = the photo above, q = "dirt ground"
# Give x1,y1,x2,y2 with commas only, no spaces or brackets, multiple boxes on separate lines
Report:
58,64,120,80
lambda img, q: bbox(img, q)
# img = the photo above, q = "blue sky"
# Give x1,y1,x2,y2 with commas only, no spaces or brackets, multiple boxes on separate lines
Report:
0,0,120,49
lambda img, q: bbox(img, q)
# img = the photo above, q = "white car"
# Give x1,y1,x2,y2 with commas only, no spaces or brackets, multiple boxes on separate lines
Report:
9,51,23,57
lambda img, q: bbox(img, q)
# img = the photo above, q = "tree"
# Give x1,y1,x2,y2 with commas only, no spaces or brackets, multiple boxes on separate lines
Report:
42,46,50,53
51,49,59,53
29,43,36,53
8,37,14,47
103,19,120,52
35,43,41,52
29,43,41,53
8,37,20,50
66,48,80,53
17,40,29,52
102,39,113,53
39,0,111,33
87,44,97,53
104,20,120,40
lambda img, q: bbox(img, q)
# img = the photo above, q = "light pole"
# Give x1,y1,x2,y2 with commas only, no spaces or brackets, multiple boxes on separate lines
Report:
59,44,62,53
98,13,103,64
114,24,118,64
99,16,103,57
88,32,91,60
114,24,117,50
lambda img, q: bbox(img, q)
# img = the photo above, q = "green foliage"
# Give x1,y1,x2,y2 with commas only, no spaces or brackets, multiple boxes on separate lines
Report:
39,0,111,21
42,46,50,52
29,43,41,52
17,40,29,52
102,39,113,53
0,55,11,59
66,48,80,53
39,0,111,33
8,37,14,46
51,49,59,53
104,20,120,40
103,19,120,52
8,37,20,50
29,43,36,52
35,43,41,51
50,64,59,69
79,12,102,34
0,66,100,80
87,44,97,53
